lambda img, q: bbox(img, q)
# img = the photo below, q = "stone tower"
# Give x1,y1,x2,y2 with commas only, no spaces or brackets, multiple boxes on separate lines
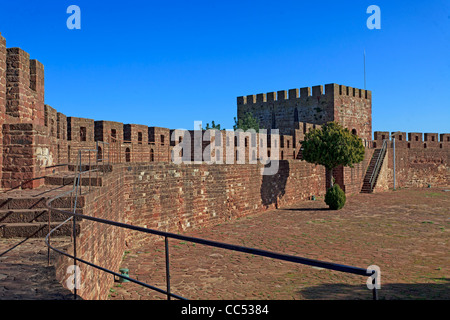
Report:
237,83,372,141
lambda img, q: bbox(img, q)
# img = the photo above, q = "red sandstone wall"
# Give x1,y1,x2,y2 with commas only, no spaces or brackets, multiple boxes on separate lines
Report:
123,160,326,243
0,34,6,188
372,132,450,190
52,160,326,300
385,148,449,188
237,86,336,136
339,148,374,195
54,166,127,300
237,84,372,141
333,85,372,141
0,35,67,189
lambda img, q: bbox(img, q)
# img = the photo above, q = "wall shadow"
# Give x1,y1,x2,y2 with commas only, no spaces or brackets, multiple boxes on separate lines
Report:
260,160,290,207
0,261,81,300
297,279,450,300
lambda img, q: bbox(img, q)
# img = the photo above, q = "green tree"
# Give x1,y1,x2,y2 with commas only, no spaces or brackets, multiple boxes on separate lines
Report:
302,121,365,190
233,112,260,132
203,121,222,130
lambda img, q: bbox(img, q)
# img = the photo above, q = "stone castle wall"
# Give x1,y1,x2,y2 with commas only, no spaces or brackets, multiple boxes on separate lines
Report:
54,159,326,300
373,132,450,191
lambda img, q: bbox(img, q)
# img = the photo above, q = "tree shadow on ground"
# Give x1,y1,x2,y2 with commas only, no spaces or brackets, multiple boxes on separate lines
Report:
297,279,450,300
282,208,330,211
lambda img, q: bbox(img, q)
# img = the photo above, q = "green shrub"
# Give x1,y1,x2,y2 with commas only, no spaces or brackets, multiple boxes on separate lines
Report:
325,184,346,210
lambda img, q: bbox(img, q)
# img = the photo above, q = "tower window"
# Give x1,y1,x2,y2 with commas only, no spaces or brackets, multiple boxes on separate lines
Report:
80,127,87,141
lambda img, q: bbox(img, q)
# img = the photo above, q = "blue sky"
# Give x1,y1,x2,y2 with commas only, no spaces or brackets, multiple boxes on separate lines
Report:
0,0,449,136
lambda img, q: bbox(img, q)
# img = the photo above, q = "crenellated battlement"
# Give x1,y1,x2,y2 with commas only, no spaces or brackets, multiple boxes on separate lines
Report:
0,33,45,127
237,83,372,140
5,48,45,94
237,84,371,105
374,131,450,149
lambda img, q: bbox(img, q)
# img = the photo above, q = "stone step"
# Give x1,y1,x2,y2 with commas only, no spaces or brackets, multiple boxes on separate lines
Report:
364,176,379,183
45,174,103,187
0,208,83,224
0,186,88,239
0,182,87,210
0,194,86,210
361,149,385,194
68,164,113,173
0,221,80,238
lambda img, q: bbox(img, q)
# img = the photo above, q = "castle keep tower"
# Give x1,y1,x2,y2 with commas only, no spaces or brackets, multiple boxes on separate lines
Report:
237,83,372,141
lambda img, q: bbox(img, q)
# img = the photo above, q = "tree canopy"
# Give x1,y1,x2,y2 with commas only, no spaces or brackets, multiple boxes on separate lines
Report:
204,121,222,130
302,122,365,186
233,112,260,132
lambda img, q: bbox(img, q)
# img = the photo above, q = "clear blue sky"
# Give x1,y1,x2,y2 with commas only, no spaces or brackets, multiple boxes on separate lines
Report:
0,0,449,136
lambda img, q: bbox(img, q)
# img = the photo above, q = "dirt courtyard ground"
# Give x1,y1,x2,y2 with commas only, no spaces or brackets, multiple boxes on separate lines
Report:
108,188,449,300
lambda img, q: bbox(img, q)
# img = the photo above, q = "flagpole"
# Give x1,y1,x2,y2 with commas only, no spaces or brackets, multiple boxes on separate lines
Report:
364,49,366,90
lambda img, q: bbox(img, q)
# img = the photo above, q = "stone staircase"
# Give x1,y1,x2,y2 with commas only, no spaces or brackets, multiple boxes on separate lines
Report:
0,187,83,238
0,165,110,239
361,148,385,193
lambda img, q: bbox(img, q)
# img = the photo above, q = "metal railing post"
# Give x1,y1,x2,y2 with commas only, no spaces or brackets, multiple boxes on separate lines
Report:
47,206,51,266
73,211,77,300
372,274,378,300
165,236,171,300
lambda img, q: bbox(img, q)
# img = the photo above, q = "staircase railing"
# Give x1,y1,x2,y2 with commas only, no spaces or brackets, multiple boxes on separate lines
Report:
45,145,105,288
369,139,387,192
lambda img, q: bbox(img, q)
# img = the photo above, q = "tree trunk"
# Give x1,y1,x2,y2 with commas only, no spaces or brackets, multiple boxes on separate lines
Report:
327,168,334,189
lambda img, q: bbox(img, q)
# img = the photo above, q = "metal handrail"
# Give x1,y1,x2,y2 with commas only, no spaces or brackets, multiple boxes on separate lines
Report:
45,198,379,300
44,145,379,300
369,139,387,191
